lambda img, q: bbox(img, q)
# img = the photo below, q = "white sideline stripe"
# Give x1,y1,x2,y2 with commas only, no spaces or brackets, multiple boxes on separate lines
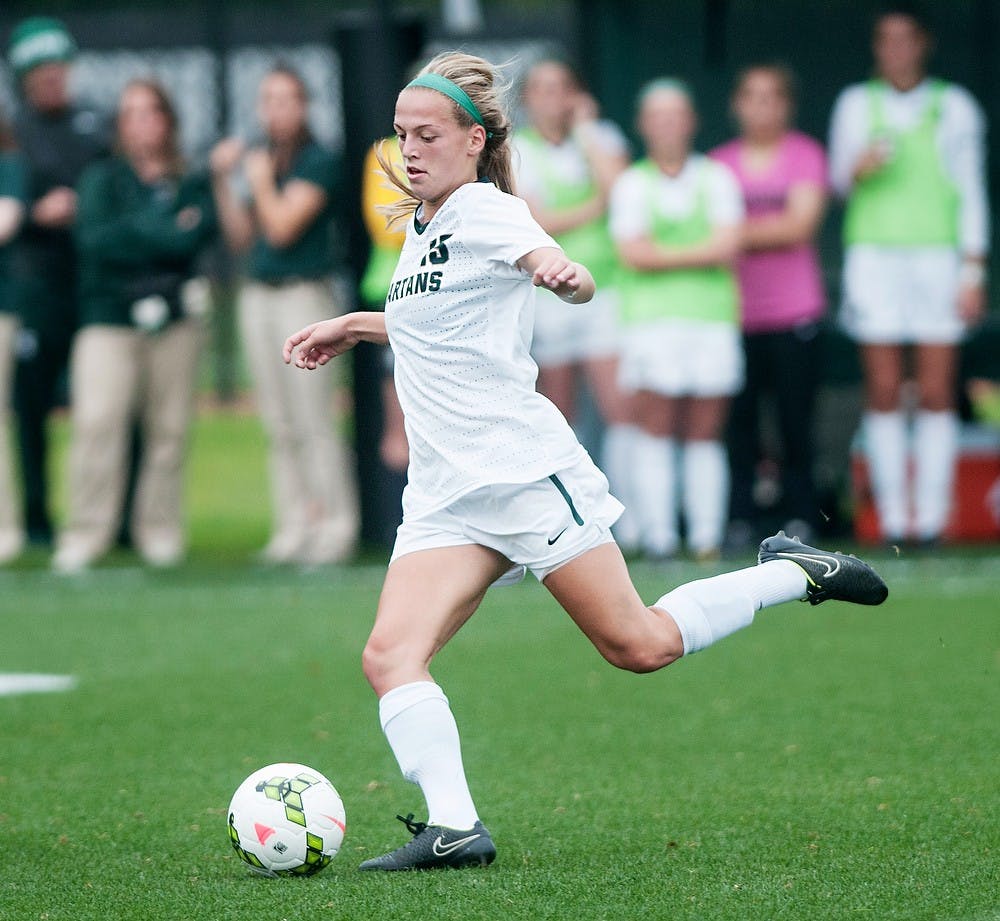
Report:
0,674,77,697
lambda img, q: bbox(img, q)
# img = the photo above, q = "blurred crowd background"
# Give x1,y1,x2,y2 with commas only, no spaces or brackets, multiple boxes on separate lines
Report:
0,0,997,572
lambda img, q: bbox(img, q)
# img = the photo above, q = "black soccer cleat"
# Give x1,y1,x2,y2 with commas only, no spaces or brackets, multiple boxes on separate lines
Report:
358,813,496,871
758,530,889,607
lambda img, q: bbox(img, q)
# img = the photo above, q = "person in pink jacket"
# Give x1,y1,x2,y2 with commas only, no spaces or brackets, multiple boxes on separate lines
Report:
711,64,829,550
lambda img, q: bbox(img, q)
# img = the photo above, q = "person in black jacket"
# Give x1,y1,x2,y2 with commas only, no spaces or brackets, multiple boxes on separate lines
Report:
7,17,107,545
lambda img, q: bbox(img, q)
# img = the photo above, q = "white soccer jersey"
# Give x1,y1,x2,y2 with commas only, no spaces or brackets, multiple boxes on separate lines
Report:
385,180,587,518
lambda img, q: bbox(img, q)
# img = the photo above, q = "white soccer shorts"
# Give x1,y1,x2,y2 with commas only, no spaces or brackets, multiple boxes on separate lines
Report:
841,245,964,345
531,287,621,367
389,455,624,585
618,319,744,397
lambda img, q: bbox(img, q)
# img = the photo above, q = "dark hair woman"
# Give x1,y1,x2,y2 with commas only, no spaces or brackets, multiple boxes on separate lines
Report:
210,64,358,566
53,79,216,572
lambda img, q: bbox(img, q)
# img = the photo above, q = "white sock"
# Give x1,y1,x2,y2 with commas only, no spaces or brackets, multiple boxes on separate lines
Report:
379,681,479,829
603,423,640,548
632,431,677,556
682,440,729,553
654,560,808,655
863,411,909,539
913,410,958,540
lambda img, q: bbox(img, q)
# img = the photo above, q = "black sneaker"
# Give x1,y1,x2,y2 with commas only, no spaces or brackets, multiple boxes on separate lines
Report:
358,813,496,871
758,530,889,607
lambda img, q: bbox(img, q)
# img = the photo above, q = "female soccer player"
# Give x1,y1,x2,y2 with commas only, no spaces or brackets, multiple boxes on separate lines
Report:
610,80,744,561
284,52,888,871
512,60,636,545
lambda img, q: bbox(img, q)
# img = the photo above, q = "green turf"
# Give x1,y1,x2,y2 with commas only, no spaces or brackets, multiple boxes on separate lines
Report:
1,415,998,920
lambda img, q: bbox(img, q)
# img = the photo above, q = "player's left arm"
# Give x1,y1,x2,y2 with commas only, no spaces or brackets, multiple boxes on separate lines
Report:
518,246,595,304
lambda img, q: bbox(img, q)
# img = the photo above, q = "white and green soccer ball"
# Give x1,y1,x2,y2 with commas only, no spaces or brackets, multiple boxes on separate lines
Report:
227,763,346,877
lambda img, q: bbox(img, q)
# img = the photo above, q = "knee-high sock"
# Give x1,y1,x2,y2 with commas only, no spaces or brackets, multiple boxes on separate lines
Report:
379,681,479,829
913,409,958,540
863,410,909,540
632,431,677,556
682,440,729,553
603,423,640,548
654,560,807,655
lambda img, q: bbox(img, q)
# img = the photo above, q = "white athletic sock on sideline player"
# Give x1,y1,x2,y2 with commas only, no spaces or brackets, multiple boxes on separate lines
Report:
603,423,640,548
863,410,909,540
379,681,479,830
633,431,677,556
913,409,959,540
654,560,808,655
682,440,729,554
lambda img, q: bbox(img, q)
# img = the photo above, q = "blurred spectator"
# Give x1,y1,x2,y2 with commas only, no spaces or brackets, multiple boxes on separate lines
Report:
513,59,637,545
211,64,359,565
360,136,408,475
610,80,744,560
711,65,828,550
357,135,409,549
0,115,27,564
52,80,215,573
7,16,108,546
829,6,989,545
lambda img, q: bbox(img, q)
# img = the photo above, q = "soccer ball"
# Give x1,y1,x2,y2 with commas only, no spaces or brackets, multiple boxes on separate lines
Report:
227,763,346,877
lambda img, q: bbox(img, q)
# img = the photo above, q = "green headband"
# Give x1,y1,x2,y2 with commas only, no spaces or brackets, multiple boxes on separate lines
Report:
407,72,489,132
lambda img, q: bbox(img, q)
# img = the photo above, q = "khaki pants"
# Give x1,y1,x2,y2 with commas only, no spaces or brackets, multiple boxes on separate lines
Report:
239,279,359,563
0,313,24,561
55,320,203,568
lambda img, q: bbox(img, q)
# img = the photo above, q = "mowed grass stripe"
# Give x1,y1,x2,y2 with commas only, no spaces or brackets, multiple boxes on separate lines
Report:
0,412,996,920
2,554,997,921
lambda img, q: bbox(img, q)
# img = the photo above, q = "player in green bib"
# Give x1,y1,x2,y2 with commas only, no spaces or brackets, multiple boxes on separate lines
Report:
610,80,744,560
513,60,638,547
829,7,989,545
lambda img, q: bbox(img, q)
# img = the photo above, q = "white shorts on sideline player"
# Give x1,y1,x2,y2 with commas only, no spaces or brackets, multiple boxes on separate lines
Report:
841,245,963,345
531,287,620,367
390,454,623,585
618,319,743,397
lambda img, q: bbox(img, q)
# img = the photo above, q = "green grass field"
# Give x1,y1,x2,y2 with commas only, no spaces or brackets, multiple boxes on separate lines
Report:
1,413,998,921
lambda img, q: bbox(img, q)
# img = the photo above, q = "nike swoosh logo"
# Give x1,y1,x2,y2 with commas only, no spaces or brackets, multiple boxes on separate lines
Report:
776,550,840,579
547,528,568,546
432,833,481,857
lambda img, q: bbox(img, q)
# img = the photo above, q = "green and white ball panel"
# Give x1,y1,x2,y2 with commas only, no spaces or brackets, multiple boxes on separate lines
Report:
227,762,346,877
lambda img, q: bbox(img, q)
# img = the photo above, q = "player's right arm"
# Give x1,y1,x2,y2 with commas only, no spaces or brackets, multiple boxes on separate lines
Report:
828,86,888,194
283,311,389,370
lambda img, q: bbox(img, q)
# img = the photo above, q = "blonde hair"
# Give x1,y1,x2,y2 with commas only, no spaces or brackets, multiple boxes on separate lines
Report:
376,51,514,227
